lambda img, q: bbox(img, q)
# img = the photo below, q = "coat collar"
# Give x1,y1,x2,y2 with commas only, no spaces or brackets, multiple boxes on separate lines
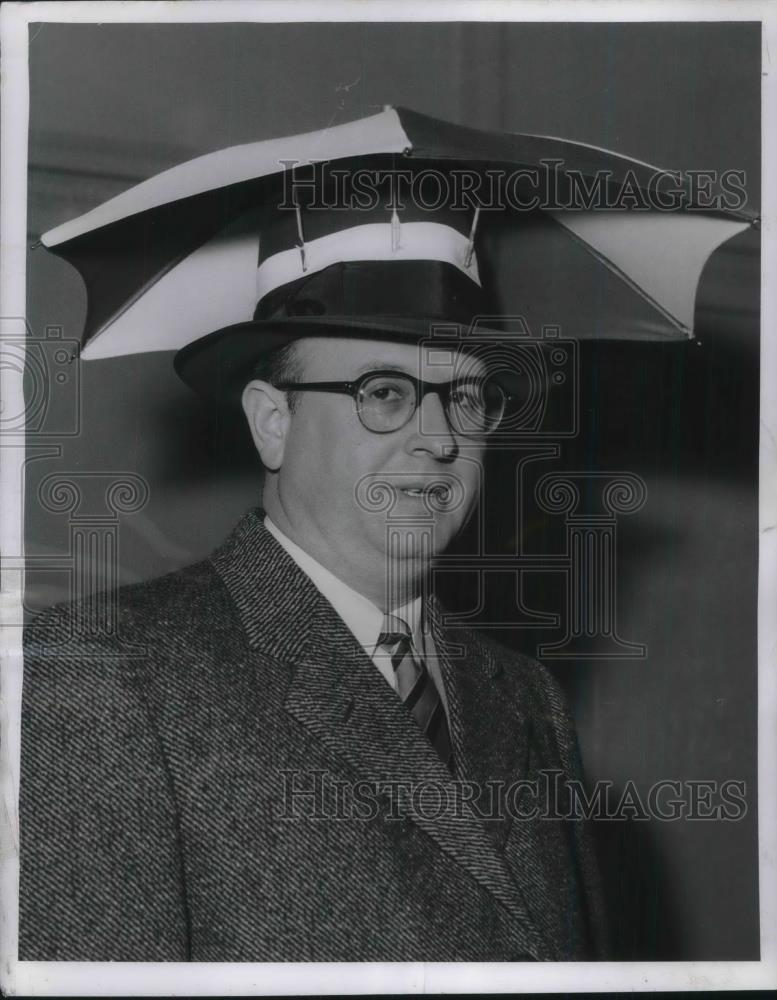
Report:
210,508,553,959
210,507,330,664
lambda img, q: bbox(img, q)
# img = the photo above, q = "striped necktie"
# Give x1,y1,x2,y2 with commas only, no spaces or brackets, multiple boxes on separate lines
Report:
376,614,454,773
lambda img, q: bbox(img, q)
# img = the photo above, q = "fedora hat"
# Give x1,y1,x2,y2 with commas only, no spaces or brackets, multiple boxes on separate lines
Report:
38,105,755,402
173,190,496,398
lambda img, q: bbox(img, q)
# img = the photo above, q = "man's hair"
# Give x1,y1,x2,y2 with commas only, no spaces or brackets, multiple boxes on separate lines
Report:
248,340,304,413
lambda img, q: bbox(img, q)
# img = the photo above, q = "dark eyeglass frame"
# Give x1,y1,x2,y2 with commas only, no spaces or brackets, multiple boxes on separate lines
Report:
274,368,511,437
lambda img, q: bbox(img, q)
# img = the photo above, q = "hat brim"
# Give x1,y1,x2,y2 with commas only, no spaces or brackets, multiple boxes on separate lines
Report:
174,315,500,403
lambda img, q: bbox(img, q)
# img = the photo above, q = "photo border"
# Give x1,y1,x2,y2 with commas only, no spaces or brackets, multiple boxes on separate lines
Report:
1,1,775,994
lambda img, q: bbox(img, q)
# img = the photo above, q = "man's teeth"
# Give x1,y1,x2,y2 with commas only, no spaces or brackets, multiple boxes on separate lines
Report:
401,486,446,498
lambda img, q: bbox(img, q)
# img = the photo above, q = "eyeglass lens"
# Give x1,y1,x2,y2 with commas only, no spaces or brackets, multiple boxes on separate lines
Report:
357,374,505,436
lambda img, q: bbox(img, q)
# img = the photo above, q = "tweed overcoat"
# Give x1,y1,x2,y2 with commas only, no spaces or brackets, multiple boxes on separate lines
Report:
20,508,607,962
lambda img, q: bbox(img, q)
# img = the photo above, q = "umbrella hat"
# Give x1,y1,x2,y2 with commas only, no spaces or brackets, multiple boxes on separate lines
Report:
38,106,758,400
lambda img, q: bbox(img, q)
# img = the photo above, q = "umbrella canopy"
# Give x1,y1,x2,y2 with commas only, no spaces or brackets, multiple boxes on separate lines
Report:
39,105,757,370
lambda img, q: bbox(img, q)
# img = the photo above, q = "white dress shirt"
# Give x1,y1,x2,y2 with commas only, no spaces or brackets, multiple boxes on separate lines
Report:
264,515,450,722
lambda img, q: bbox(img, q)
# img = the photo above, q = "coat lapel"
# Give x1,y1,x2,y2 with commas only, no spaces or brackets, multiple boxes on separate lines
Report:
211,510,552,959
426,598,528,851
429,599,572,960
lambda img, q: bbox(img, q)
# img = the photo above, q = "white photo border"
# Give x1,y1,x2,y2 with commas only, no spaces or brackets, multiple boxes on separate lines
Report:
1,0,775,994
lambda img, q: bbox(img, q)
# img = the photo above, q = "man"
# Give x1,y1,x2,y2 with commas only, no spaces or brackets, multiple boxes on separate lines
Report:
20,158,607,962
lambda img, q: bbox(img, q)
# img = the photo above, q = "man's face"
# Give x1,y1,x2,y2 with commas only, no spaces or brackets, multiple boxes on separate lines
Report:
260,336,487,603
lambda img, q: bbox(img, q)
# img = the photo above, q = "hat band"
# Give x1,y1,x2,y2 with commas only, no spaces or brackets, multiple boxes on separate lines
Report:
256,221,480,302
254,258,490,326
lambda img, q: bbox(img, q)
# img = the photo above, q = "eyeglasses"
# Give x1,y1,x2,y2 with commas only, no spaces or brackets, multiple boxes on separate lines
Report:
274,369,510,437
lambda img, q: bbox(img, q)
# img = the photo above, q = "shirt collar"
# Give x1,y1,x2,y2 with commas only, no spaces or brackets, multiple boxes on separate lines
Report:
264,515,423,656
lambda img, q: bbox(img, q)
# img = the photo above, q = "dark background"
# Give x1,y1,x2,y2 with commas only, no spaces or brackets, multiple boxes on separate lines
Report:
24,21,760,960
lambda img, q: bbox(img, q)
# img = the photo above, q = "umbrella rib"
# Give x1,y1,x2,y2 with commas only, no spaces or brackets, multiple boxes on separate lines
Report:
84,244,201,345
546,213,694,338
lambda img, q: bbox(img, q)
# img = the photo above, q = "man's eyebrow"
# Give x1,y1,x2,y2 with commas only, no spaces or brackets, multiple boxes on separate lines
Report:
353,361,413,376
350,359,487,380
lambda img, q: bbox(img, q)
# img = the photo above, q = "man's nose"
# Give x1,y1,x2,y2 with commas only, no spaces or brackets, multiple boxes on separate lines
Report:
406,389,458,461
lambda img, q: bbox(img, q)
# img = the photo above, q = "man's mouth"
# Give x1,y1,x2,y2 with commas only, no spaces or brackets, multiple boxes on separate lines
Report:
356,474,466,516
399,485,450,501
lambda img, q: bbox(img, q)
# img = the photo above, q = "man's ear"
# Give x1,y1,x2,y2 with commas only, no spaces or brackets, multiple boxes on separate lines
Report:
241,380,292,471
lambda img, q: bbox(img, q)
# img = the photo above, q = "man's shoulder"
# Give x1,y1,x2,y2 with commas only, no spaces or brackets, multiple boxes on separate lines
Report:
21,555,253,736
24,555,234,658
